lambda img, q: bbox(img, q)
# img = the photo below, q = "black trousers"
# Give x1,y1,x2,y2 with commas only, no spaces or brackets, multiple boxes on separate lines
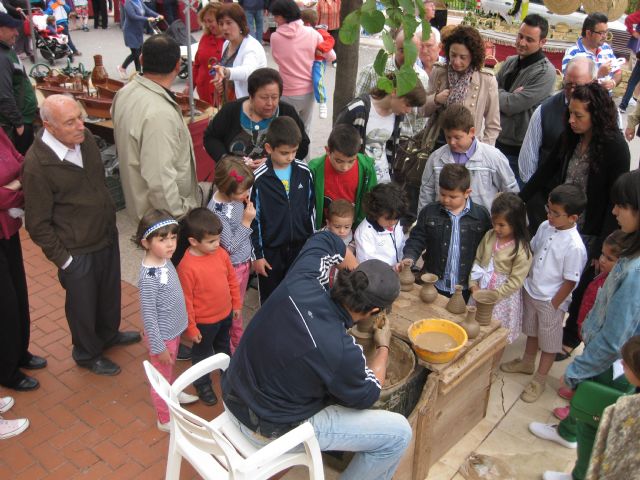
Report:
10,124,34,156
58,236,121,363
257,242,305,305
192,313,232,388
92,0,108,28
122,47,142,72
0,233,32,388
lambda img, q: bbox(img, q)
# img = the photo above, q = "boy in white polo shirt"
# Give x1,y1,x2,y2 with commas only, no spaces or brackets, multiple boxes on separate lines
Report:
501,184,587,403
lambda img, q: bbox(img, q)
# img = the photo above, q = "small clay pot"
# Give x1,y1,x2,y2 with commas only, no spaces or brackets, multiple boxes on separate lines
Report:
419,273,439,303
446,285,467,315
461,306,480,339
399,267,415,292
473,289,499,325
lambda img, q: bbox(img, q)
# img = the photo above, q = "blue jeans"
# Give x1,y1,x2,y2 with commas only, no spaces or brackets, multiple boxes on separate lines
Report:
228,404,412,480
312,59,327,103
620,59,640,110
245,9,263,42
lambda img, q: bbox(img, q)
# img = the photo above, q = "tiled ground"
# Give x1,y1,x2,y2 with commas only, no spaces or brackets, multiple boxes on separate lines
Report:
0,228,578,480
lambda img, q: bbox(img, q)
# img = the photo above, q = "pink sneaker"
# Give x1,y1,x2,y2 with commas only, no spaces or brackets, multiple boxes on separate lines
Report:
553,406,571,421
558,387,574,400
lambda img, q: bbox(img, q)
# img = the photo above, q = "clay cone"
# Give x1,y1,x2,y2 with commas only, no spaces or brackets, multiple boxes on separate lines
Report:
446,285,466,314
419,273,439,303
473,289,499,325
399,268,415,292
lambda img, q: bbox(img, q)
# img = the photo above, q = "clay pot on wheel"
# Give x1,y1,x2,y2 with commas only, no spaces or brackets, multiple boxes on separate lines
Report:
461,306,480,339
399,267,415,292
446,285,467,314
472,289,499,325
419,273,439,303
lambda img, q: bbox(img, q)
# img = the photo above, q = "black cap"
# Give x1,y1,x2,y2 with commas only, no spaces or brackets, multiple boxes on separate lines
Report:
355,260,400,310
0,13,22,29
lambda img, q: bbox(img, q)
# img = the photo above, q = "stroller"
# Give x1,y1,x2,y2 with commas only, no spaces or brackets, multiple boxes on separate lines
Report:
27,10,73,65
164,19,198,79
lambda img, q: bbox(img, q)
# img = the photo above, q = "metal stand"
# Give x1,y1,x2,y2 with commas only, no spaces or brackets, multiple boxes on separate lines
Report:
181,0,197,122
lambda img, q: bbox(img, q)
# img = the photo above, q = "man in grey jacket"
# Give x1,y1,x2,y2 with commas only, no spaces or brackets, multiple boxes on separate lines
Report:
495,14,556,187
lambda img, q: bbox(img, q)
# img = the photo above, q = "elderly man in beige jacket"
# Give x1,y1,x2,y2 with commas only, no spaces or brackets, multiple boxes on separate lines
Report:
112,34,198,223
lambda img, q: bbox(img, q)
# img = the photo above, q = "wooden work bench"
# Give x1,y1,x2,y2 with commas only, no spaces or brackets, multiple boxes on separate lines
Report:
389,286,509,480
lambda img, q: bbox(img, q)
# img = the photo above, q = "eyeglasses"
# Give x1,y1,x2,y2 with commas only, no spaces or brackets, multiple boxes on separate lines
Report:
545,204,568,218
591,29,608,36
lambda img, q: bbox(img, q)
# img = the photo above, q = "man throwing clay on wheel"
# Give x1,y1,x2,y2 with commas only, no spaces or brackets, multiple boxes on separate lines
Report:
222,230,412,479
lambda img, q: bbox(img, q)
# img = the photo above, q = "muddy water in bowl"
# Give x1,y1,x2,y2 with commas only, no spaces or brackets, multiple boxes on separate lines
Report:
414,331,457,353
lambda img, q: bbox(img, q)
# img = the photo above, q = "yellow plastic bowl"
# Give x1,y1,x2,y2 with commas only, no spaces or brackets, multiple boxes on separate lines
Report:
407,319,468,364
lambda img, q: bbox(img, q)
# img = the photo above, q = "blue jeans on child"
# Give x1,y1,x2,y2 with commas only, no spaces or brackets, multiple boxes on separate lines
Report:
228,404,412,480
191,312,232,388
245,9,264,42
312,59,327,104
620,59,640,110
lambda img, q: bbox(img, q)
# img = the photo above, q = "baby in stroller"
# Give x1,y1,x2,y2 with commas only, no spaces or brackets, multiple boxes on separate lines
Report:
45,15,69,44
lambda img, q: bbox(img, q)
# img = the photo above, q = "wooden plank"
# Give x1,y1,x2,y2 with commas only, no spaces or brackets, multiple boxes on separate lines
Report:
411,374,439,480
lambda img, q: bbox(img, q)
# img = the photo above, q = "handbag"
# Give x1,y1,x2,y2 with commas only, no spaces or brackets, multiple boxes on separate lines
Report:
392,127,434,187
570,379,633,428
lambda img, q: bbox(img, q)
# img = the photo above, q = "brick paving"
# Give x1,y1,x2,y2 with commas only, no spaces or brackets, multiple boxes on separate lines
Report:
0,230,225,479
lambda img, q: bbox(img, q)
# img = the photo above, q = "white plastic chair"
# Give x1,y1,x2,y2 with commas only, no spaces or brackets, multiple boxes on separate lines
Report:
143,354,324,480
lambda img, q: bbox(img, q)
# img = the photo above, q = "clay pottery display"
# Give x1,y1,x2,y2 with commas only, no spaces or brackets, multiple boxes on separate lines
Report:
91,54,109,86
461,306,480,339
419,273,439,303
399,267,415,292
446,285,467,315
473,289,499,326
77,95,113,119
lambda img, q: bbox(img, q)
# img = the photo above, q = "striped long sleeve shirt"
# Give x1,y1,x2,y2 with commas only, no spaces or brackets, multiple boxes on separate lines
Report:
208,196,253,265
138,261,188,355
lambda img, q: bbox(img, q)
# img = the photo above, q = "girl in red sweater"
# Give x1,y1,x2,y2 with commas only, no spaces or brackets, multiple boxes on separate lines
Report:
192,2,225,107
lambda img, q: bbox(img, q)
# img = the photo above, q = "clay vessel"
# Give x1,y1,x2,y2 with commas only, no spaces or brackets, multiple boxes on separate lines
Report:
473,289,499,325
461,306,480,339
91,54,109,87
399,267,415,292
446,285,467,314
419,273,439,303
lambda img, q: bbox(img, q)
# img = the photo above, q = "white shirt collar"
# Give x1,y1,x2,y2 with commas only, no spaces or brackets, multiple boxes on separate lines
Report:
42,129,83,167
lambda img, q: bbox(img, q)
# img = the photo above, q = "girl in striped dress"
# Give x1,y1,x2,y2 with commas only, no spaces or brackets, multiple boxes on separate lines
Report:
207,157,255,352
135,210,197,432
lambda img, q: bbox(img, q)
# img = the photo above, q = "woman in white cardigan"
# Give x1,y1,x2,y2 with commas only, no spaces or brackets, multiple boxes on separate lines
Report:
212,3,267,100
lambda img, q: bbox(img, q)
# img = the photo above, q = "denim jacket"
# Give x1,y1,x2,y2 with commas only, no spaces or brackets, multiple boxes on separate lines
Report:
403,200,491,288
565,255,640,389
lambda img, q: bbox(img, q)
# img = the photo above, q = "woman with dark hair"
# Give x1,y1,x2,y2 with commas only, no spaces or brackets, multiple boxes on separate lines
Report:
117,0,161,78
211,2,267,101
335,72,426,183
531,169,640,480
269,0,334,136
204,67,310,169
0,129,45,393
520,82,630,360
189,2,224,107
422,25,501,150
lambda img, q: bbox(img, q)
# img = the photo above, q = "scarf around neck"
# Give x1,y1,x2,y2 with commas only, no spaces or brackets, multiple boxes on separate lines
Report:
447,66,474,105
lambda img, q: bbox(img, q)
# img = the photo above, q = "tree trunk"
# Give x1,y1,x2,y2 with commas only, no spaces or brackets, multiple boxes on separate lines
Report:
332,0,363,123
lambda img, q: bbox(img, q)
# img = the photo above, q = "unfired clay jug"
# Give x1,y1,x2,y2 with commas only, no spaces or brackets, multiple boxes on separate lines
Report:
419,273,439,303
446,285,467,314
473,289,499,325
399,267,415,292
91,54,109,87
461,306,480,339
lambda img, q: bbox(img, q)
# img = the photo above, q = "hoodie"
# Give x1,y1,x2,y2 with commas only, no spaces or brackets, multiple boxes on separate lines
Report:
270,19,330,96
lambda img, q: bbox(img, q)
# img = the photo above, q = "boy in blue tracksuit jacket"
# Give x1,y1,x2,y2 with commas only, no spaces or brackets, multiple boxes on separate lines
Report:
250,116,315,304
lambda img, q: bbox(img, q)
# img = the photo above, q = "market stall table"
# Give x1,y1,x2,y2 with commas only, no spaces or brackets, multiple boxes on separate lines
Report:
387,286,509,479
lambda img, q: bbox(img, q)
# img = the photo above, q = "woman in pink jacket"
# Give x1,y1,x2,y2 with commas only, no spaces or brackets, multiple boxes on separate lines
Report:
269,0,334,138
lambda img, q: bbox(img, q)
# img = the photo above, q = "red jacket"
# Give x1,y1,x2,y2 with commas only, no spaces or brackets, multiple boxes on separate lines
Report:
625,10,640,34
0,129,24,240
577,272,609,339
314,27,335,61
193,33,224,107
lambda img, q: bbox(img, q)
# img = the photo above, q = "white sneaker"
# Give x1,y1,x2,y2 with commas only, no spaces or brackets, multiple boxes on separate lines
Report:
178,392,198,405
0,417,29,439
528,422,577,449
117,65,127,80
629,97,637,107
319,103,328,119
543,471,572,480
157,420,170,432
0,397,14,414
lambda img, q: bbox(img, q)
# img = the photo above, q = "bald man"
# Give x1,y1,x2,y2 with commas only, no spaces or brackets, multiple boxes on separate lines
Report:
22,95,140,376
